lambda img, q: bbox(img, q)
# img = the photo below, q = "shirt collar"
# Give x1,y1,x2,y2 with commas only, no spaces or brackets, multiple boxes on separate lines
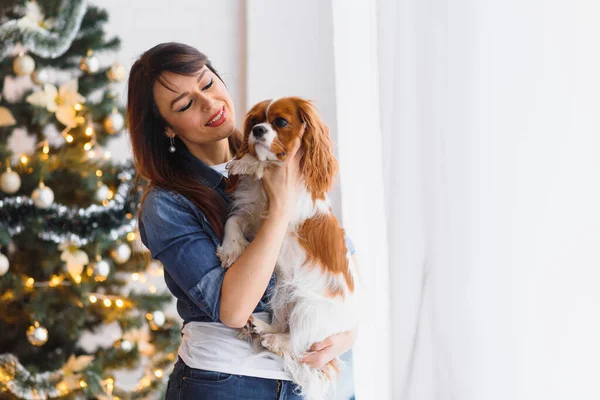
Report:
180,143,225,189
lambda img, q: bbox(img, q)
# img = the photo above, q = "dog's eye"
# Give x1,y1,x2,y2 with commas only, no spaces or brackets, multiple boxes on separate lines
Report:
273,117,288,128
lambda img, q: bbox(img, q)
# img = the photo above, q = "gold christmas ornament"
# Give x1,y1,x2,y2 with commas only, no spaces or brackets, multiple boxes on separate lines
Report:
106,63,126,82
103,109,124,134
27,322,48,346
13,53,36,76
0,106,17,127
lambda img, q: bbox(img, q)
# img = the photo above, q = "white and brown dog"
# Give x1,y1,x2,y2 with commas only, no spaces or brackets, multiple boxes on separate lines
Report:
217,97,361,400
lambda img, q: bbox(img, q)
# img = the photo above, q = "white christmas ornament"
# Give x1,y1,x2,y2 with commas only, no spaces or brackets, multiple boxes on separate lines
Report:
107,63,126,82
152,311,166,327
119,339,133,352
13,54,36,76
103,110,124,134
32,68,51,85
94,184,110,202
80,54,100,74
27,323,48,346
0,254,9,276
111,243,131,264
31,183,54,208
92,259,111,281
1,168,21,194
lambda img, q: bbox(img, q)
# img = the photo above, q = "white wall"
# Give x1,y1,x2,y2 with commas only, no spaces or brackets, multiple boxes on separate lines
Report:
96,0,246,163
246,0,343,221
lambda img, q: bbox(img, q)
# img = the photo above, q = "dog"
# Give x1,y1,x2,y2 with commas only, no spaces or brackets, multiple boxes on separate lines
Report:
217,97,361,400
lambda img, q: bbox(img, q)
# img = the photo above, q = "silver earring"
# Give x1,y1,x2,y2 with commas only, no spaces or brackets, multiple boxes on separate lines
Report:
168,137,176,153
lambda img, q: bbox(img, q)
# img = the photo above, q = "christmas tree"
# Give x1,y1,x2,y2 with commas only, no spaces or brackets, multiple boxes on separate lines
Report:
0,1,180,398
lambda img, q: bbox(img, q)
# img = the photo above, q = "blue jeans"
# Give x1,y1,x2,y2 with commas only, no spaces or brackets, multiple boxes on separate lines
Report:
166,358,303,400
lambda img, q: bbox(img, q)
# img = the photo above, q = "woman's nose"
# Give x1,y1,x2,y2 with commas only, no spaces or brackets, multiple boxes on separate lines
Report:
196,92,215,112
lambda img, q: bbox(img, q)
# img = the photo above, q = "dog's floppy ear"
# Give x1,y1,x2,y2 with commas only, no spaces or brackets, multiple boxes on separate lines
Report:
295,98,338,200
233,114,254,161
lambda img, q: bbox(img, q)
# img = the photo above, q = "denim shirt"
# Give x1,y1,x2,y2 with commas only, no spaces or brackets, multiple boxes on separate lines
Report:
139,145,355,325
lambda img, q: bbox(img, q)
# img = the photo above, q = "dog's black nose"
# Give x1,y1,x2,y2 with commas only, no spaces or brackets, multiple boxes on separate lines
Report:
252,125,267,139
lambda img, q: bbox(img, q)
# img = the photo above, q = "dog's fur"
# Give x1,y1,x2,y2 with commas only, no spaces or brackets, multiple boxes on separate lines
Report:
217,97,361,400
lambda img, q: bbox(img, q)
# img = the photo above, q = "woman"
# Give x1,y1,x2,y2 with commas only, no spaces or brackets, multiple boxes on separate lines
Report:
127,42,356,399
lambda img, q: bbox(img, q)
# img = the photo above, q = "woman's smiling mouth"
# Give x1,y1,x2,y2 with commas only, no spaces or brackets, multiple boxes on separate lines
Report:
205,106,226,127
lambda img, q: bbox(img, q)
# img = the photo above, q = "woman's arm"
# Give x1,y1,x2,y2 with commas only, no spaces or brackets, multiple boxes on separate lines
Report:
219,136,304,328
219,208,291,327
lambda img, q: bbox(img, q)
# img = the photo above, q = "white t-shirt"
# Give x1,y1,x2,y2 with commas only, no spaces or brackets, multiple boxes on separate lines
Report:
210,161,229,178
177,163,291,380
178,312,291,380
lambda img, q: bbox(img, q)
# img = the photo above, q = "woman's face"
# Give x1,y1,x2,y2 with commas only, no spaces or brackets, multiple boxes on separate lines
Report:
153,67,236,146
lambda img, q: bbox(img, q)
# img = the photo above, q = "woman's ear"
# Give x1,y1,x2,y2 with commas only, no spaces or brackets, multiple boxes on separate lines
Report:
165,127,176,139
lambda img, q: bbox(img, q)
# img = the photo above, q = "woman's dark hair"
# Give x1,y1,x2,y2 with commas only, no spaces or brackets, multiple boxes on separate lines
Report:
127,42,241,238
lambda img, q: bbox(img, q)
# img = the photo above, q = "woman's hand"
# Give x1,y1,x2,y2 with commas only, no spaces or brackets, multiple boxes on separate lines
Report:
301,329,357,370
262,125,305,218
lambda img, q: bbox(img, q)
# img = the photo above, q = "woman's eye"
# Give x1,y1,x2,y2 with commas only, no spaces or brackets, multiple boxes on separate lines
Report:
178,100,192,113
202,78,214,91
273,117,288,128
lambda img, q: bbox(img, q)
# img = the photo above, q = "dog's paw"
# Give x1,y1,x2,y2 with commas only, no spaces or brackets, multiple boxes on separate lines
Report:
227,159,243,175
238,319,254,341
216,237,249,269
247,315,273,335
228,155,258,176
260,333,287,357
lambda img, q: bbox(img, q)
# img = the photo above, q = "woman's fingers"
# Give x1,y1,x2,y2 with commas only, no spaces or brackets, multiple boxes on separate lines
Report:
287,123,306,161
300,349,331,369
310,337,333,352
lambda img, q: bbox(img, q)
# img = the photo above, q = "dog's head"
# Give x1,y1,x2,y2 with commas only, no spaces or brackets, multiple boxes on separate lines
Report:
236,97,338,200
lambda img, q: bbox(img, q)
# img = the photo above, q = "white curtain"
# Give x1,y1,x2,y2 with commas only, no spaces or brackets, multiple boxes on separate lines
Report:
335,0,600,399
